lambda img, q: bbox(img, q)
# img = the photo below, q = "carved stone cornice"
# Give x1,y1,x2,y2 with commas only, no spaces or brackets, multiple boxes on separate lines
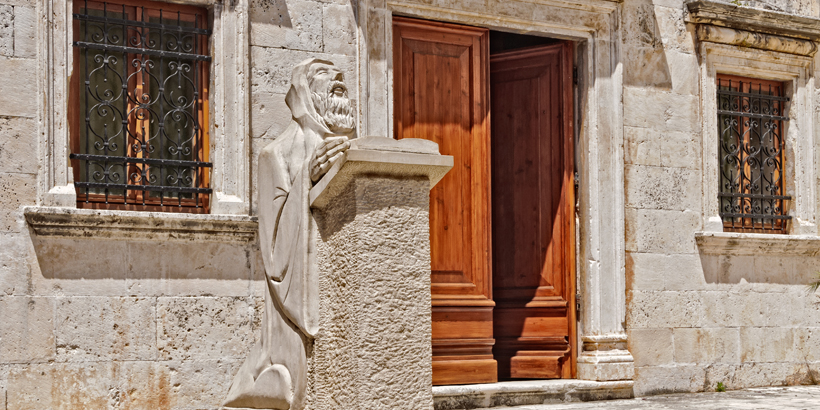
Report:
686,0,820,41
696,24,817,56
24,206,258,243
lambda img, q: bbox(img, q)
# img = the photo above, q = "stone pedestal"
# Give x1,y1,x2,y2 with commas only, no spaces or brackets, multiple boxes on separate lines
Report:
577,334,635,382
306,138,452,410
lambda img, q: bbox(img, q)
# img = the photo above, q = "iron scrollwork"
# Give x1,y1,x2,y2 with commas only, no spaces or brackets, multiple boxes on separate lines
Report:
717,77,791,233
70,0,212,210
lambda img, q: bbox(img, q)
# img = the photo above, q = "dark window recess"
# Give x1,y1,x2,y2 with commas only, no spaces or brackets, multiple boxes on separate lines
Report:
70,0,212,213
717,75,790,233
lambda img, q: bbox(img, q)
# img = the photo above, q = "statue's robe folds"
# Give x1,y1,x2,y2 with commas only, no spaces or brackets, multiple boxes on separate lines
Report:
224,57,344,410
223,121,319,410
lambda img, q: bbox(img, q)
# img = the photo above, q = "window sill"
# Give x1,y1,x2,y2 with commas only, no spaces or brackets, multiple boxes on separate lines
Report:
695,231,820,257
23,206,257,244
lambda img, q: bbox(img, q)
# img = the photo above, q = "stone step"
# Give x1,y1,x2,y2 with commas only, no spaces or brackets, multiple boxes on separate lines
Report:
433,380,635,410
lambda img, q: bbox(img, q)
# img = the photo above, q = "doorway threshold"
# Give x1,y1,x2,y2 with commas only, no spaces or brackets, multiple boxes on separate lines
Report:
433,379,634,410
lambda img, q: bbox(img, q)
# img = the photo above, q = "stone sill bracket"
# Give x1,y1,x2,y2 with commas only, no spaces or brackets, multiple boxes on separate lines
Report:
23,206,258,244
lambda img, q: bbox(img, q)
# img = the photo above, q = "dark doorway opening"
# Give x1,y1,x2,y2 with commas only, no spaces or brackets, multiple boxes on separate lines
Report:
489,30,577,380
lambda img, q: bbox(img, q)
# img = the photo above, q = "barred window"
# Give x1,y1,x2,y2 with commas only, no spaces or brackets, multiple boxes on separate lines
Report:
69,0,212,213
717,74,790,233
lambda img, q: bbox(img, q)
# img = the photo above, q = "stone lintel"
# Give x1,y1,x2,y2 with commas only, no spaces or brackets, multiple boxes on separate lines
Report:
696,24,817,56
23,206,258,243
686,0,820,41
695,231,820,257
310,143,454,210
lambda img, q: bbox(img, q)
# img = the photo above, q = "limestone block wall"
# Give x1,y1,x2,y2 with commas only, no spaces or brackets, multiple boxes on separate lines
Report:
623,0,820,396
249,0,358,216
0,0,359,408
1,1,42,408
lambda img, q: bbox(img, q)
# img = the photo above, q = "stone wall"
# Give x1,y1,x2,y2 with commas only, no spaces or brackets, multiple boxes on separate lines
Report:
623,0,820,396
3,0,820,407
0,0,356,408
1,1,41,408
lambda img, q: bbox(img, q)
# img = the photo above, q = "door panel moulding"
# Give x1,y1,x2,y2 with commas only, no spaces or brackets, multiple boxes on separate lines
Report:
357,0,633,382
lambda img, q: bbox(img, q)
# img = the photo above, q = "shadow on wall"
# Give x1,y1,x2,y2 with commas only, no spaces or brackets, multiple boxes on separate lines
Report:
699,252,820,285
29,233,259,283
622,0,672,90
250,0,292,28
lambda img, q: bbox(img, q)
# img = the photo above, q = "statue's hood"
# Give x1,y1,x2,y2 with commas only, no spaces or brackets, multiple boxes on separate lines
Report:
285,58,335,136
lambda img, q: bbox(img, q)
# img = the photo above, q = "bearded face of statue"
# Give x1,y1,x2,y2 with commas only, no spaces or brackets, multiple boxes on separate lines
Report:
308,63,355,135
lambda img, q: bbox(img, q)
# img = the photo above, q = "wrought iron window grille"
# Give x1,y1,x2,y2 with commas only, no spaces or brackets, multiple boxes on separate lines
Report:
70,0,212,212
717,76,791,233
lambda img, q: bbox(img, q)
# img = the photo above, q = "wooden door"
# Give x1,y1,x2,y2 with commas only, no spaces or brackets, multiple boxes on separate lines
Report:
490,43,576,379
393,17,496,385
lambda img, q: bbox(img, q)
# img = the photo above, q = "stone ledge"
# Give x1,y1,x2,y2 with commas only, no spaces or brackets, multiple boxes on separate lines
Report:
695,231,820,256
686,0,820,41
23,206,258,243
433,380,634,409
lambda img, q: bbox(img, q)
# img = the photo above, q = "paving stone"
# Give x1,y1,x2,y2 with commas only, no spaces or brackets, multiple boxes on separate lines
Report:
475,386,820,409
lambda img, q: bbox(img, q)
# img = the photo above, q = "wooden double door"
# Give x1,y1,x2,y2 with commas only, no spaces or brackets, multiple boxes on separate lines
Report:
393,17,577,384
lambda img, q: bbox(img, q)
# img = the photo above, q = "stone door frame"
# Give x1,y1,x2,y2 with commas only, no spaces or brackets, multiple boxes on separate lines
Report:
355,0,634,381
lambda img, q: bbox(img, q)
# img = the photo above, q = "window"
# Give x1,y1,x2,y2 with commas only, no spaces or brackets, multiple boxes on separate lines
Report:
69,0,212,213
716,74,790,233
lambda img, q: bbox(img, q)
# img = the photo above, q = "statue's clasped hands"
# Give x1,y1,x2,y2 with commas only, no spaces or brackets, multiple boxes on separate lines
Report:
310,136,350,182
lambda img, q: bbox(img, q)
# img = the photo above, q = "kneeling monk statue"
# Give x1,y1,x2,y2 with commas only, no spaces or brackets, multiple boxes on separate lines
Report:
224,58,355,409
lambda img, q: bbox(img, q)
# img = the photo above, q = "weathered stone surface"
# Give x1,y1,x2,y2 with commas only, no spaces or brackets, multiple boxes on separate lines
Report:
626,209,701,254
30,236,130,296
624,126,661,167
0,116,37,174
740,327,796,363
625,252,665,291
623,87,700,133
309,175,434,410
0,172,35,233
0,232,33,295
634,365,706,396
655,5,696,55
701,290,768,328
157,297,256,361
0,56,36,117
12,5,33,58
622,1,662,48
250,0,323,51
55,297,157,361
626,253,705,291
627,291,703,329
0,296,54,363
673,327,740,365
628,328,673,367
168,360,241,409
625,165,699,211
322,3,356,55
251,46,356,95
0,5,11,56
250,92,290,139
124,241,252,297
6,361,177,409
623,45,671,89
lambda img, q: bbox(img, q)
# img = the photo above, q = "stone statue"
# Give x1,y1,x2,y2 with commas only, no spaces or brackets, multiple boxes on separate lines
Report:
223,58,355,409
